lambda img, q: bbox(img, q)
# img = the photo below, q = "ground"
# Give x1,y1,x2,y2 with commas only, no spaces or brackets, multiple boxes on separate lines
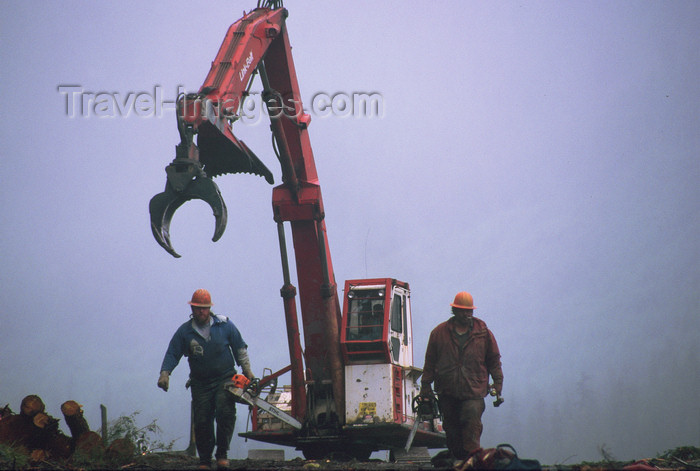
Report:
129,447,700,470
2,446,699,470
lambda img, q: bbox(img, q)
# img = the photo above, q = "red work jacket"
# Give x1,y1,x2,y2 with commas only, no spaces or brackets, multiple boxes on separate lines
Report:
422,316,503,400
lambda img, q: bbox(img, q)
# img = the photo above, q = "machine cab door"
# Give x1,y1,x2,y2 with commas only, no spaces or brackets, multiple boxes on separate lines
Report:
388,284,412,367
340,278,412,366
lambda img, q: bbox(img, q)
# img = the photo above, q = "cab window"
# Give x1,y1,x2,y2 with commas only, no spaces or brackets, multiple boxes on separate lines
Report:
346,289,384,341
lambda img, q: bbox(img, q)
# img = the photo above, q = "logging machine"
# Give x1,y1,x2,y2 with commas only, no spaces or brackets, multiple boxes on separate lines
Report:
148,1,445,460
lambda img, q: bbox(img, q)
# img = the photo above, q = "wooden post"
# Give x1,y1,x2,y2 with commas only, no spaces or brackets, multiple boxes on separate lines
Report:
100,404,108,446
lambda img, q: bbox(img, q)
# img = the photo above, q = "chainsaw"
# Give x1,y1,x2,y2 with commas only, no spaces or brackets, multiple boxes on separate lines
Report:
404,394,440,451
224,374,302,430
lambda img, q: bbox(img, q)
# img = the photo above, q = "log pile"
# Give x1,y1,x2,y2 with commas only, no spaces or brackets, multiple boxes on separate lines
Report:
0,395,134,466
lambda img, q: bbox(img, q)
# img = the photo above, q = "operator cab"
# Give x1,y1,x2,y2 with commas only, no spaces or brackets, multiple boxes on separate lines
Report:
340,278,413,366
340,278,422,429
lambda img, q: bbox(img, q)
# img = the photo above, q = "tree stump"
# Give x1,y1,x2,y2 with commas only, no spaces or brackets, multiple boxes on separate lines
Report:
61,400,90,440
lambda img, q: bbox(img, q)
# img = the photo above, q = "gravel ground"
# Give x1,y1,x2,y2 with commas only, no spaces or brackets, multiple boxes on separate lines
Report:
120,448,700,471
127,451,442,470
4,447,699,470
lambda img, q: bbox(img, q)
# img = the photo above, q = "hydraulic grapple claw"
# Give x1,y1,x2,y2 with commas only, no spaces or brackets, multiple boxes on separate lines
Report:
149,176,228,258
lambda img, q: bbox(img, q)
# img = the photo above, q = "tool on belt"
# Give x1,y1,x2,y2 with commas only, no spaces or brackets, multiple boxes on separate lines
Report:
404,394,441,451
489,384,504,407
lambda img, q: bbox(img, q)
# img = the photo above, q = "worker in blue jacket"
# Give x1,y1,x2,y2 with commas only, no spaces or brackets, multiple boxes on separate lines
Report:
158,289,254,469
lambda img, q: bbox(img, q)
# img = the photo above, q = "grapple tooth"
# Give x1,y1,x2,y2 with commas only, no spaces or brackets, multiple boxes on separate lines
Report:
149,177,228,257
149,190,183,257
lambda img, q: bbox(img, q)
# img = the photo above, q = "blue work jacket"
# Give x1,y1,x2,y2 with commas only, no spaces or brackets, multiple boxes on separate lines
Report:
161,314,247,383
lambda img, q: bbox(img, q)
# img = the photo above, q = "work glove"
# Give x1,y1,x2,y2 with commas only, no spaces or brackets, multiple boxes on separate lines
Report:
236,348,254,380
491,382,503,396
157,371,170,392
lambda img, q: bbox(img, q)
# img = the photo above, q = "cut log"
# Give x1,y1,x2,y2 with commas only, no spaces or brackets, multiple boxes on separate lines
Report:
0,414,33,445
106,437,135,462
61,400,90,440
33,412,50,429
47,432,73,459
27,413,58,451
0,397,74,461
73,430,105,461
0,411,51,451
29,448,49,463
20,395,45,418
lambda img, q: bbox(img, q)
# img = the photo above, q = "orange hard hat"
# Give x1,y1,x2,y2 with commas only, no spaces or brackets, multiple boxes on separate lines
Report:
188,289,213,307
451,291,476,310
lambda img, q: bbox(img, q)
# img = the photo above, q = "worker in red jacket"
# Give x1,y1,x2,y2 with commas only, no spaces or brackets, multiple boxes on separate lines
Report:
420,292,504,464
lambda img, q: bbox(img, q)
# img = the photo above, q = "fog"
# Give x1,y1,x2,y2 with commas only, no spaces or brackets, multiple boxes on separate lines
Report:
1,1,698,464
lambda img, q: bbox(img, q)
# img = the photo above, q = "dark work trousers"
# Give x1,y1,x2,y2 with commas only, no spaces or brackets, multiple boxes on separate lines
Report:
190,378,237,464
438,395,486,459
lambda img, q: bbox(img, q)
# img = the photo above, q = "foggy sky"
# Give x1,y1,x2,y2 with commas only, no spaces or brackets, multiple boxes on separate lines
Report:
1,1,698,464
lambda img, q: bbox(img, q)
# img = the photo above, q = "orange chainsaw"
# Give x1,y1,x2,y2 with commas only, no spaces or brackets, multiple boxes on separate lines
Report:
224,374,302,430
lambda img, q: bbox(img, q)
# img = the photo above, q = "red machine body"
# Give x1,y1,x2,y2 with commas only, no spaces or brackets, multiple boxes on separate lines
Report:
149,4,444,459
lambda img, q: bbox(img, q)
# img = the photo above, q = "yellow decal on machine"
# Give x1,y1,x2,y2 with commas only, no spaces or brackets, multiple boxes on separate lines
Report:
358,402,376,416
